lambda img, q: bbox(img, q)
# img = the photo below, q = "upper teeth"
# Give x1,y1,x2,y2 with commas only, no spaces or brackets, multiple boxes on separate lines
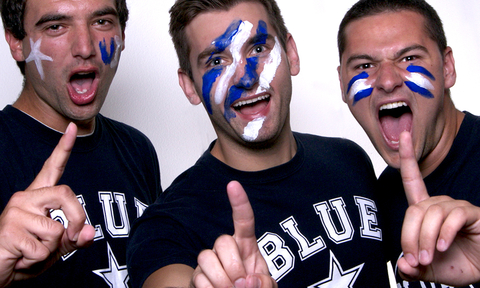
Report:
380,101,407,111
233,95,270,108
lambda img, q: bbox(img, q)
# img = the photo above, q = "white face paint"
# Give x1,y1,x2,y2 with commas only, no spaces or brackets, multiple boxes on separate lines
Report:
243,116,266,141
214,21,253,105
256,37,282,94
405,72,435,91
348,78,372,101
25,37,53,80
110,35,123,69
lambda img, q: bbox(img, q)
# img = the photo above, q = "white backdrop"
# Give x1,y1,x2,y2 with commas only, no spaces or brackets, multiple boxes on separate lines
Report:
1,0,479,188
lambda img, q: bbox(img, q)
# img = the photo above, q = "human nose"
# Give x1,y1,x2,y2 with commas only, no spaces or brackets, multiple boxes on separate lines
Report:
374,62,404,93
233,57,260,89
71,25,96,59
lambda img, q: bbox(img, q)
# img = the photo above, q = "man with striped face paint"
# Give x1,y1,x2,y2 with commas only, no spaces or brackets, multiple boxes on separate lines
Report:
127,0,392,287
339,0,480,287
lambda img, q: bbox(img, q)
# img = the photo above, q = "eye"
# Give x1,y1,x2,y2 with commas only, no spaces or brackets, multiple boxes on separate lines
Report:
356,63,372,70
403,55,417,62
207,57,223,67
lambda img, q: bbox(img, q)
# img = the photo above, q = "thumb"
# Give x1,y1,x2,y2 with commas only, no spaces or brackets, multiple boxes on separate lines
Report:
399,131,429,205
27,123,77,190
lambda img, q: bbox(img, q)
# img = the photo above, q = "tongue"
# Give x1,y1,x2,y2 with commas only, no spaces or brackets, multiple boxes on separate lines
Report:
238,100,268,115
71,77,94,94
380,112,412,142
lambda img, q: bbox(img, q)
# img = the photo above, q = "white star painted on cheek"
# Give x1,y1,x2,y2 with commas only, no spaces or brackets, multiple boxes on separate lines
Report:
308,251,364,288
92,242,129,288
25,38,53,80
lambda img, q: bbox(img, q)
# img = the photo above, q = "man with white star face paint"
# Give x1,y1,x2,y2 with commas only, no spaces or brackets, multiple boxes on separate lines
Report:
127,0,391,287
339,0,480,286
0,0,161,287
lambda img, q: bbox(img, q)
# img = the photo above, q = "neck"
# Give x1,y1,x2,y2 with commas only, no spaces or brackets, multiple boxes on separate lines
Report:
13,85,95,135
211,128,297,172
418,100,464,178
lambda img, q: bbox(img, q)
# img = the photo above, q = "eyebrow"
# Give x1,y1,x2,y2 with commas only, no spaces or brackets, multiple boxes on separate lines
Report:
345,44,430,66
196,33,275,67
35,6,118,27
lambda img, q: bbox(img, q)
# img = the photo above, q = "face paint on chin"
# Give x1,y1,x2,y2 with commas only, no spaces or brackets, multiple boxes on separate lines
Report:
405,64,435,98
243,116,266,141
99,36,122,68
347,71,373,105
25,37,53,80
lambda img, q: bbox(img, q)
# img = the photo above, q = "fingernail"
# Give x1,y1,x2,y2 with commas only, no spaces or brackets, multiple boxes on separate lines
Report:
65,122,73,134
234,278,246,288
437,239,447,252
404,253,417,266
72,232,79,242
419,250,429,264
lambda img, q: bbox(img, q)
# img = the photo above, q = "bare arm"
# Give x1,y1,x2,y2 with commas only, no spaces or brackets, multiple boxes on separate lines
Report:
143,264,194,288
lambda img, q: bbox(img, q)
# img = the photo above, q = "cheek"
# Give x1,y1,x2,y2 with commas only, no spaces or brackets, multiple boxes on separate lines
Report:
202,67,224,115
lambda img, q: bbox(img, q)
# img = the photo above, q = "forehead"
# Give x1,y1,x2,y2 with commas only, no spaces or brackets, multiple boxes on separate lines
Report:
24,0,117,23
342,10,430,56
185,2,272,53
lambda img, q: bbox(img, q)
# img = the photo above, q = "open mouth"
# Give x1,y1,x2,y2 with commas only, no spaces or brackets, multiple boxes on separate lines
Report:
69,72,97,105
379,101,412,146
233,94,271,115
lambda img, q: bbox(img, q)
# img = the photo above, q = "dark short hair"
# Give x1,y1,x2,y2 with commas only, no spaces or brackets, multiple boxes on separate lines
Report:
169,0,289,79
337,0,447,62
0,0,129,75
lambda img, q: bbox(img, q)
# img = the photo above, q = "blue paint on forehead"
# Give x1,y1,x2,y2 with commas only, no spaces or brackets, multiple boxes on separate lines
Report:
208,19,243,62
255,20,268,45
347,71,369,94
405,81,434,98
407,65,436,80
202,66,223,114
99,38,116,65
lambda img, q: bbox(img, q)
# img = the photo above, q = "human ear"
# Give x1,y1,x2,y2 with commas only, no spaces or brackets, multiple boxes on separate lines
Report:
443,47,456,90
178,69,202,105
5,30,25,62
285,34,300,76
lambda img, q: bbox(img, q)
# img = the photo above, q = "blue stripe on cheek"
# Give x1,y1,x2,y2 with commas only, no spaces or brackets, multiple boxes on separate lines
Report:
407,65,436,80
202,66,224,115
405,81,434,98
354,88,374,104
347,71,369,94
99,37,116,65
225,86,243,121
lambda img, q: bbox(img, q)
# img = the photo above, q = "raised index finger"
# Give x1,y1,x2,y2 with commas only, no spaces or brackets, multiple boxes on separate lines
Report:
399,131,429,206
27,123,77,190
227,181,256,242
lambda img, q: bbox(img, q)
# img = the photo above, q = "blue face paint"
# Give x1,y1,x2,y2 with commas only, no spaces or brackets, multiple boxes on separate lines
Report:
224,57,260,121
202,66,224,114
405,65,435,99
208,20,242,62
99,38,116,65
201,20,266,122
347,71,373,105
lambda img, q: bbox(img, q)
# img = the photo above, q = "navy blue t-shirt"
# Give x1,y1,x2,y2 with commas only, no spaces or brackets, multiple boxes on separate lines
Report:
0,105,161,288
128,132,389,287
377,112,480,288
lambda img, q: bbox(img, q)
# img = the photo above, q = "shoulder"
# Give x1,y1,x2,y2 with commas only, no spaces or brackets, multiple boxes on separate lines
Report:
97,114,156,149
294,132,370,161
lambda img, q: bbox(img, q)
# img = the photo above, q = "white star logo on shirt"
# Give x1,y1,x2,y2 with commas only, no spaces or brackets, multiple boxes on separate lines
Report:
25,38,53,80
93,242,129,288
308,251,364,288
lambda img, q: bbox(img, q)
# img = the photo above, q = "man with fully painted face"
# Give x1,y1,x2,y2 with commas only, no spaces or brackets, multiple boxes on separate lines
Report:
338,0,480,286
0,0,161,286
127,0,390,287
